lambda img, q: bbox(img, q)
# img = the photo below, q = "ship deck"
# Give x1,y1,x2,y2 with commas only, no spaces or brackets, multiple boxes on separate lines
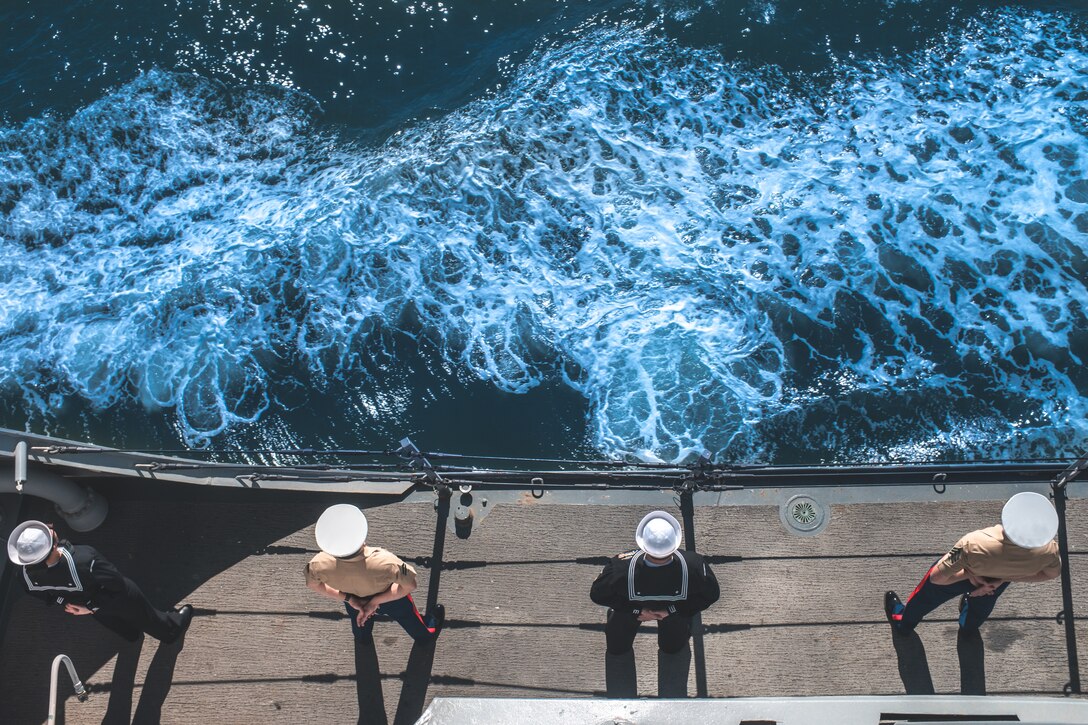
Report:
1,477,1085,724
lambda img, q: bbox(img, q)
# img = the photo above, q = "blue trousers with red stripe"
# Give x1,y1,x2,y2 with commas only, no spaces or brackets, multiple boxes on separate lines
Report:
345,595,437,642
892,563,1011,632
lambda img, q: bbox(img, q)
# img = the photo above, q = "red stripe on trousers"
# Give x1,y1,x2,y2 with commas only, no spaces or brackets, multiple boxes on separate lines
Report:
893,565,936,621
407,594,436,634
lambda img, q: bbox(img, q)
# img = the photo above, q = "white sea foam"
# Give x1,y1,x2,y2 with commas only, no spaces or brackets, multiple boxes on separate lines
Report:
0,9,1085,460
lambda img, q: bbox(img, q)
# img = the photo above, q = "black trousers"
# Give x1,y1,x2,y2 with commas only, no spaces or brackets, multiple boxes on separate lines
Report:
893,563,1011,632
606,609,692,655
93,576,185,642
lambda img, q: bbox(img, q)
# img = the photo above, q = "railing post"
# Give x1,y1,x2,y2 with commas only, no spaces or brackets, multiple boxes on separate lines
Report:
1052,455,1086,695
1052,483,1081,695
678,484,709,698
48,654,87,724
427,489,451,616
398,437,450,617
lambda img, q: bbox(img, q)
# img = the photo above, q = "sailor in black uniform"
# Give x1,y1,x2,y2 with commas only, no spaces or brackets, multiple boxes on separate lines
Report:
7,520,194,643
590,511,720,656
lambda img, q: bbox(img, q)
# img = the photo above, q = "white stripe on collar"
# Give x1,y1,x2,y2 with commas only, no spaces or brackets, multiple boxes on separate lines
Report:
23,548,84,593
626,551,689,602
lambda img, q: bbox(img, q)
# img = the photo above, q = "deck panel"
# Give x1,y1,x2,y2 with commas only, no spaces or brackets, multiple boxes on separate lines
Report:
1,486,1085,724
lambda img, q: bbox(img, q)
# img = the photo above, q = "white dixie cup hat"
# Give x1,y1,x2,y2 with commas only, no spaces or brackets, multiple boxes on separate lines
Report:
315,504,369,558
635,510,683,558
1002,491,1059,549
7,520,53,566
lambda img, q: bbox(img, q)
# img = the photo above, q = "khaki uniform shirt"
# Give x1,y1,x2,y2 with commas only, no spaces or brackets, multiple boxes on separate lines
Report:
305,546,418,598
933,525,1060,581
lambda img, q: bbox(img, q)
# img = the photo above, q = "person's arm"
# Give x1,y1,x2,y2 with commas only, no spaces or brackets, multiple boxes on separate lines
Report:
590,558,624,609
929,542,1010,596
72,550,129,614
1011,559,1062,583
1015,568,1060,582
358,580,415,617
675,557,720,616
591,556,656,619
928,563,969,585
86,550,127,597
356,562,418,620
928,543,973,585
304,563,369,611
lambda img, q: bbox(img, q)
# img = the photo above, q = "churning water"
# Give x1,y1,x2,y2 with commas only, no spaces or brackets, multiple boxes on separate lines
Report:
1,1,1085,463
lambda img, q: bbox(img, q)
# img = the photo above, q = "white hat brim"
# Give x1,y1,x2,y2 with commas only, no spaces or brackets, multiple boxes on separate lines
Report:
635,510,683,558
315,504,368,558
7,520,52,566
1002,492,1058,549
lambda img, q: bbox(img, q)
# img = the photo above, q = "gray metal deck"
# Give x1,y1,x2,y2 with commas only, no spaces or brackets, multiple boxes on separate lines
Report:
0,475,1085,724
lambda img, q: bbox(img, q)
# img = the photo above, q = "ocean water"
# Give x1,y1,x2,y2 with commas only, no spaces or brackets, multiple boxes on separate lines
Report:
0,0,1085,464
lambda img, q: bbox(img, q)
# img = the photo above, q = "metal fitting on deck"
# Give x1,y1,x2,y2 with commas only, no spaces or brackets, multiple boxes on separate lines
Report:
454,498,474,539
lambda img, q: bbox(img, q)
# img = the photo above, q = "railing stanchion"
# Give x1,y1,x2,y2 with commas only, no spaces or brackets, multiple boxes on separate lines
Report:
48,654,87,724
1051,455,1086,695
679,485,709,698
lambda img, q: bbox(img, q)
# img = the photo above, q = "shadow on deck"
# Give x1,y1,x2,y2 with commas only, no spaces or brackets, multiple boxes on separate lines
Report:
0,481,1085,723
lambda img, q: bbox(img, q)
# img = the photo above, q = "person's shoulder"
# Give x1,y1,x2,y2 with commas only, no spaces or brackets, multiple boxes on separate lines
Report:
679,550,713,569
365,546,406,567
602,550,638,569
960,526,1001,552
68,543,103,562
307,551,337,572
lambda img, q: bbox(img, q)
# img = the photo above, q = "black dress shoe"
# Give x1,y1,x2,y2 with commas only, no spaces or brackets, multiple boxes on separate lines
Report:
177,603,194,630
884,591,901,622
161,604,194,643
428,603,445,639
884,590,910,633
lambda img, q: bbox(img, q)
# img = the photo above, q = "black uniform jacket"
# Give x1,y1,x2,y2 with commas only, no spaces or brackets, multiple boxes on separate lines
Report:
590,549,720,617
20,542,133,613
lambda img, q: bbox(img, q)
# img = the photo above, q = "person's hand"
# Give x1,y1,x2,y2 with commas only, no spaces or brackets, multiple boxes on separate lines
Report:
64,604,93,616
637,609,667,622
355,599,380,626
969,579,1003,597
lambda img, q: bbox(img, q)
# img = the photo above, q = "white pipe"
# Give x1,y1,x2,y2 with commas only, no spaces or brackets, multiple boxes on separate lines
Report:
48,654,87,723
14,441,26,491
4,445,109,531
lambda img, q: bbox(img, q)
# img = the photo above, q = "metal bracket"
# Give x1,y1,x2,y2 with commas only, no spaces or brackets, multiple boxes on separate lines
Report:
399,437,447,490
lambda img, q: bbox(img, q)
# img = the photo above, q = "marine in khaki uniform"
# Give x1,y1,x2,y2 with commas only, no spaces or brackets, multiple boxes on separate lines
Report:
305,504,444,642
885,492,1061,633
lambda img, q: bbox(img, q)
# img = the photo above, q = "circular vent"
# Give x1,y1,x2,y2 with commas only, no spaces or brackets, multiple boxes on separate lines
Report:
780,494,829,536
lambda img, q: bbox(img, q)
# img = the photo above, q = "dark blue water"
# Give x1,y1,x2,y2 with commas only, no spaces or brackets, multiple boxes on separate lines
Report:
1,0,1086,463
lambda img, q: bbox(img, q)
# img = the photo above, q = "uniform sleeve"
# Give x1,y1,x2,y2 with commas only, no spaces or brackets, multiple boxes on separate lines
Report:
85,549,127,597
391,560,418,589
304,561,322,587
1045,548,1062,573
676,556,720,616
590,558,625,609
932,535,972,578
